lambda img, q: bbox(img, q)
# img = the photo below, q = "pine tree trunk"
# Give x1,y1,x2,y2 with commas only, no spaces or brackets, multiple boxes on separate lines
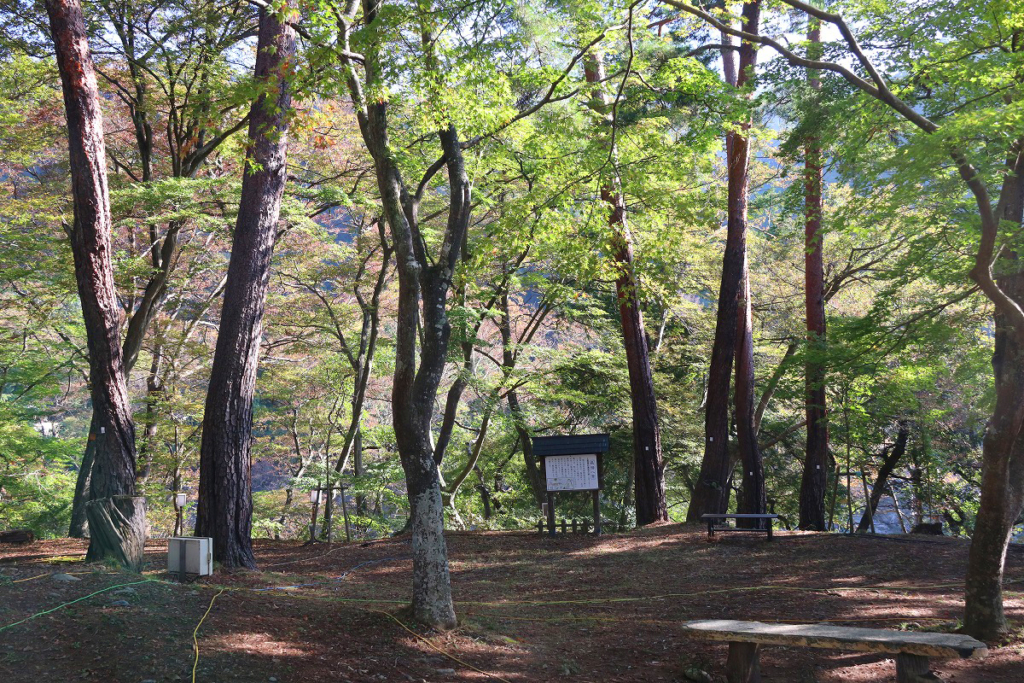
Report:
354,428,366,515
47,0,142,564
584,52,667,526
85,496,146,571
964,146,1024,640
687,0,762,522
799,20,829,530
735,265,766,523
196,8,296,571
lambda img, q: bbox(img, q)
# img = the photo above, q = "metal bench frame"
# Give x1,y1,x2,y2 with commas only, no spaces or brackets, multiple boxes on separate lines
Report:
701,513,779,541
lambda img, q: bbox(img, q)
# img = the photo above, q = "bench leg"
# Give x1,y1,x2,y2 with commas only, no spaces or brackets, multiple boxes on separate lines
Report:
707,520,714,539
896,653,938,682
726,642,761,683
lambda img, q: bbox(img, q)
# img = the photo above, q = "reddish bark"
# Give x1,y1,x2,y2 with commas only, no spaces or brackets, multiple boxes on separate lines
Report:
585,52,667,526
687,0,763,522
46,0,141,565
46,0,136,500
799,21,830,530
195,8,296,570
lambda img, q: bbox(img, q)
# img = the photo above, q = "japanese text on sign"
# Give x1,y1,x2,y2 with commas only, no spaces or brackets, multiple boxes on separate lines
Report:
545,454,599,491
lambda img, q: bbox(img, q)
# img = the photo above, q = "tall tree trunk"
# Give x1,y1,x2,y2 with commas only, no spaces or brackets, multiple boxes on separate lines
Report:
964,145,1024,640
195,8,296,570
687,0,762,522
855,422,910,533
136,336,163,485
799,19,829,530
735,262,766,523
68,414,96,537
584,52,667,526
70,0,243,531
46,0,143,567
337,0,459,628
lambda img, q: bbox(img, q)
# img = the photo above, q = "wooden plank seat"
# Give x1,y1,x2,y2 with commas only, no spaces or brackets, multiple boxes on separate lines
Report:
701,513,779,540
681,619,987,683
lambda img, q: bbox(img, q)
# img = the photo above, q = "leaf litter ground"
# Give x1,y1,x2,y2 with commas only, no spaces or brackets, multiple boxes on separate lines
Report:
1,524,1022,682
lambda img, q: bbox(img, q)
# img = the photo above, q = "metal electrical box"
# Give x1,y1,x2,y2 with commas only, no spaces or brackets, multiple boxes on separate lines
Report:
168,537,213,577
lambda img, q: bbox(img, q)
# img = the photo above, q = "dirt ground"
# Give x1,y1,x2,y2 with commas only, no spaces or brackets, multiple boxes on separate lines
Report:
1,524,1022,682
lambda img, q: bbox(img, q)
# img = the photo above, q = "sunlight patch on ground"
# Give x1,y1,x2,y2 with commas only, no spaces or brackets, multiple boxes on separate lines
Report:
206,632,309,657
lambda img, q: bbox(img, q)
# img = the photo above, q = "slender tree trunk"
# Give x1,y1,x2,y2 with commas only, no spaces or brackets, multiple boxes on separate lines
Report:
799,19,829,529
508,390,546,507
69,414,96,537
856,422,910,533
443,401,494,513
475,467,492,520
354,428,365,514
498,293,546,507
345,0,459,627
195,8,296,570
47,0,143,568
827,460,841,530
136,338,163,485
735,261,766,523
964,147,1024,640
332,223,392,476
687,0,762,522
859,470,876,533
584,52,667,525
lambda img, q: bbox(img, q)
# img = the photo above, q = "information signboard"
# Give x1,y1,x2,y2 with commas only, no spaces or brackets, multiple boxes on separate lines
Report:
544,454,600,491
532,433,609,536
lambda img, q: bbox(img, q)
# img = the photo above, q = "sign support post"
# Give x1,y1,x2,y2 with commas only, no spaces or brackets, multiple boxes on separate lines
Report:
546,491,556,537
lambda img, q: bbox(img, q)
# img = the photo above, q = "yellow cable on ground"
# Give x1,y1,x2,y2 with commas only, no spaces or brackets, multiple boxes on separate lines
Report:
191,588,225,683
365,607,515,683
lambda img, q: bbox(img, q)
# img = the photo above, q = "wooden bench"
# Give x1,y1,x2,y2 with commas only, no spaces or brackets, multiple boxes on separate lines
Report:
681,619,987,683
701,514,778,540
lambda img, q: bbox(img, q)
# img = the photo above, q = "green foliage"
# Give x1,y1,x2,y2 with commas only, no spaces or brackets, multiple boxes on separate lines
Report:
0,403,79,537
0,0,1014,543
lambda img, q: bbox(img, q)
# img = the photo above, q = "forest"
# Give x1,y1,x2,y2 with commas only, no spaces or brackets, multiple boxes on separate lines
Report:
0,0,1023,680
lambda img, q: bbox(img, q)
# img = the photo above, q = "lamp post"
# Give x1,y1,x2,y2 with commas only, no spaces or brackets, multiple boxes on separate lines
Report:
173,492,187,537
